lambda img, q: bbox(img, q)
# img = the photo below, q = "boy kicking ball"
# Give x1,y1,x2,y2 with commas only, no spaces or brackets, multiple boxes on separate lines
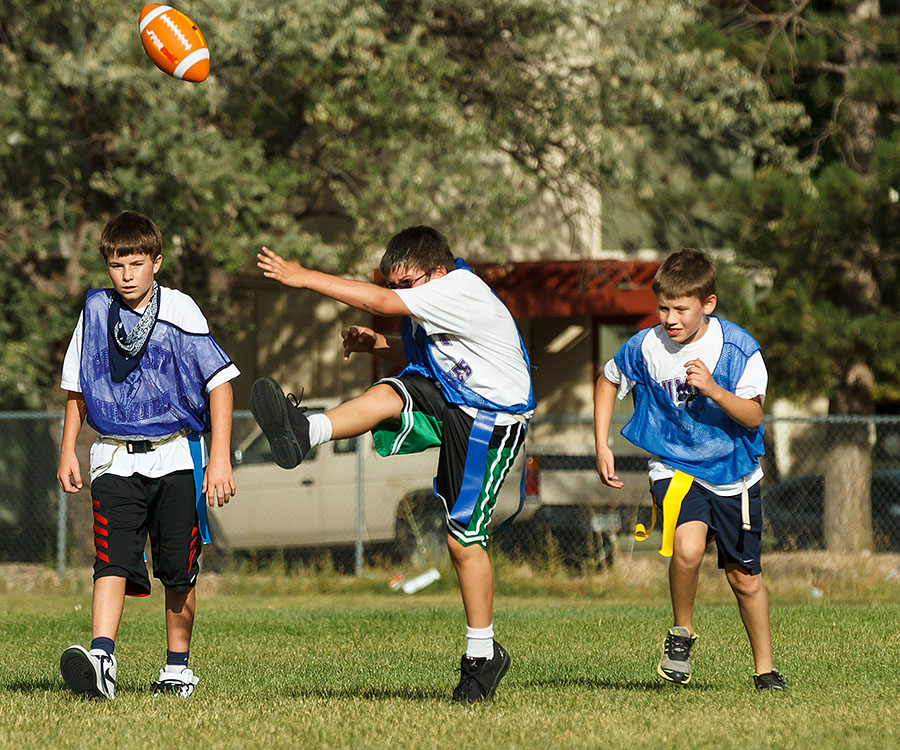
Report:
251,226,534,702
56,211,239,699
593,249,786,691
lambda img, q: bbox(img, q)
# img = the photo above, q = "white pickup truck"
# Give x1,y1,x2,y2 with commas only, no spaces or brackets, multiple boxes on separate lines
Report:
207,406,530,562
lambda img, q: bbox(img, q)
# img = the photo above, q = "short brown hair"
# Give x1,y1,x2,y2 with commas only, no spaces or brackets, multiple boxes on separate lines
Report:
652,248,715,301
380,226,455,277
98,211,163,261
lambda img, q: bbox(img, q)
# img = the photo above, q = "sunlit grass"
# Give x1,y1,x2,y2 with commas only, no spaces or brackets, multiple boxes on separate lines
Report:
2,554,899,749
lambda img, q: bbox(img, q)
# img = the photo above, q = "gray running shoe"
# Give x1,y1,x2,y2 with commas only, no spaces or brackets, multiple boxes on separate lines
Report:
754,669,787,690
60,645,117,699
250,376,310,469
657,626,697,685
452,642,511,703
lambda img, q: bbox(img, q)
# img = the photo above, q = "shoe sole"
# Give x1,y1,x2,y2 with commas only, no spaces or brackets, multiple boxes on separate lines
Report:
60,645,109,698
250,377,302,469
152,682,196,698
657,663,691,685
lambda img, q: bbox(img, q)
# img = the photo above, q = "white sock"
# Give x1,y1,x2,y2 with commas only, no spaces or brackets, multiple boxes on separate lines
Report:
465,624,494,659
307,413,333,447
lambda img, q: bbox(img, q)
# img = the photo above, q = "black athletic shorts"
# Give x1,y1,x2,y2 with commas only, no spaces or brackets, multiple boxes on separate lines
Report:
372,374,527,547
90,470,202,596
650,476,763,575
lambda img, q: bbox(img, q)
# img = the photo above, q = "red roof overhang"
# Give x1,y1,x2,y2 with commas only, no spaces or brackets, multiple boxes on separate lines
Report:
468,259,660,329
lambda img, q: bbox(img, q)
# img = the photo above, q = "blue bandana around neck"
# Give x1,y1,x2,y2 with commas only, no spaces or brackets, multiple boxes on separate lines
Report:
107,282,160,383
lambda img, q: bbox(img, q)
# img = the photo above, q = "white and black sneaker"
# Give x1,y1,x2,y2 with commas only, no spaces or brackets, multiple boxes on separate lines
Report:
152,665,199,698
60,645,117,699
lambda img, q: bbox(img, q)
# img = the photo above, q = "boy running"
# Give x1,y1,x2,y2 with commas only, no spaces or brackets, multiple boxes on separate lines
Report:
251,225,534,702
57,210,239,699
593,249,786,690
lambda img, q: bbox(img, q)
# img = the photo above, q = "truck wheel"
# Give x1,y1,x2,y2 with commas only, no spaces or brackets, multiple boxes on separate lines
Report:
595,530,615,569
395,493,448,566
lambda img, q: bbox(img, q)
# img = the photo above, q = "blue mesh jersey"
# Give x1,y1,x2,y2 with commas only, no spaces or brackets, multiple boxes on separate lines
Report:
79,288,236,439
613,317,765,485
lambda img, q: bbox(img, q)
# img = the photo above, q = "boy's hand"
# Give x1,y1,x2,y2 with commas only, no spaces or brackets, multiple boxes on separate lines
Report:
341,325,376,360
684,359,718,398
596,445,623,488
257,246,308,288
57,452,83,493
203,457,236,507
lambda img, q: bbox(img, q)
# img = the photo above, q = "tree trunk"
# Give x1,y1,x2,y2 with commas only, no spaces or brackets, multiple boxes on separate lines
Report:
823,0,880,554
824,363,875,552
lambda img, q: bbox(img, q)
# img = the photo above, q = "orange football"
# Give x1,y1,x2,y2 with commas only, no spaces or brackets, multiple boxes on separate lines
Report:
139,4,210,82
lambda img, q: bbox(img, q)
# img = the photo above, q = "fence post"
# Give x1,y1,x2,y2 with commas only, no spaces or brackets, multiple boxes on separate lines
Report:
56,418,67,576
355,437,364,575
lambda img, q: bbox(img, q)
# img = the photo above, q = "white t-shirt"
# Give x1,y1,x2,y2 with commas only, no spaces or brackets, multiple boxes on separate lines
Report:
61,287,240,481
604,317,767,494
394,269,533,425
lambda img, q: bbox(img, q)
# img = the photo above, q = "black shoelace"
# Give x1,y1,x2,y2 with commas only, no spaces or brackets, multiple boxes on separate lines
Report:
664,632,693,661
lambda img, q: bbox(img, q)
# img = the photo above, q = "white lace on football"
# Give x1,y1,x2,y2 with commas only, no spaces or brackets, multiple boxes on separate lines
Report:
160,12,192,50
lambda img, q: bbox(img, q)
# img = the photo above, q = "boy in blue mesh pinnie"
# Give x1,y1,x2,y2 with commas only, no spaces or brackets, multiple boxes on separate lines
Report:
250,225,534,702
56,210,239,699
593,249,786,691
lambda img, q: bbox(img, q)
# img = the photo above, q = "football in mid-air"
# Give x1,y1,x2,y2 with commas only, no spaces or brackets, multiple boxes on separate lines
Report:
139,4,210,82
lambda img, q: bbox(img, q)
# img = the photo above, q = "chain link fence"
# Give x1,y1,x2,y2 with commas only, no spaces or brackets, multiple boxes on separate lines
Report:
2,412,899,573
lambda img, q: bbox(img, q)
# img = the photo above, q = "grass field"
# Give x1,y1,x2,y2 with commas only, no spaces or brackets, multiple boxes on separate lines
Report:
2,555,899,750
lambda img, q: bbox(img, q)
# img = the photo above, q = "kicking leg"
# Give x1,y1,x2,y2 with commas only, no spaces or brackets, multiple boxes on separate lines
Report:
324,384,404,440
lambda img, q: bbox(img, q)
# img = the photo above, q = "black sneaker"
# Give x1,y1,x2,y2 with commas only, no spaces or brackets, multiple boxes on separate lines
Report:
451,642,511,703
657,626,697,685
754,669,787,690
250,376,310,469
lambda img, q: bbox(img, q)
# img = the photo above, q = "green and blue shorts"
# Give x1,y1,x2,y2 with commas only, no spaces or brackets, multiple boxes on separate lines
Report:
372,374,527,547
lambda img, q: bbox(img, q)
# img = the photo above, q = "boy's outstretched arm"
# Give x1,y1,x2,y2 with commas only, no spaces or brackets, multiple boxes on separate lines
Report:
594,376,624,489
257,246,410,317
57,391,87,493
683,359,763,429
341,325,407,365
204,382,236,507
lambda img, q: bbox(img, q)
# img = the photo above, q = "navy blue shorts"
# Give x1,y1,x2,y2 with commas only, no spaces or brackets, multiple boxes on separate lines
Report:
650,477,763,574
90,470,202,596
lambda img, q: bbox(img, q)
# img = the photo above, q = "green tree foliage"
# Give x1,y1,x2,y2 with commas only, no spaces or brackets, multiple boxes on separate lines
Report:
0,0,804,408
691,0,900,552
691,0,900,408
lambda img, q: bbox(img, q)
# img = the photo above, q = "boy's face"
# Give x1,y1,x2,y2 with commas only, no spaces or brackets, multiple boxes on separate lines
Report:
657,294,717,345
385,263,446,290
107,252,162,309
